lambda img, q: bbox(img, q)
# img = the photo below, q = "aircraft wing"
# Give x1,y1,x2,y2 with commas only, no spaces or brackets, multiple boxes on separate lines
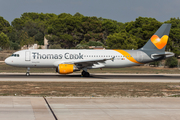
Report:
54,57,115,69
64,57,115,68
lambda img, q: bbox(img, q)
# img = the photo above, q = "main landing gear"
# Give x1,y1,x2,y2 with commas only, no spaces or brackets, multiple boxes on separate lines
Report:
26,67,30,76
81,70,90,77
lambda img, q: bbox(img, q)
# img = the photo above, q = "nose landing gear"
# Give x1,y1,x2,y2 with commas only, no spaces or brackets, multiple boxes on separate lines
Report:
26,67,30,76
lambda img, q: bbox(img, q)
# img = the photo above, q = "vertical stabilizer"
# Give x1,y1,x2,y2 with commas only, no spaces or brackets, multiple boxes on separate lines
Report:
141,24,171,52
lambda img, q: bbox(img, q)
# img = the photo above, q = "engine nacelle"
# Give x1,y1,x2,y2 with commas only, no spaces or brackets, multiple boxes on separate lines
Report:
56,64,74,74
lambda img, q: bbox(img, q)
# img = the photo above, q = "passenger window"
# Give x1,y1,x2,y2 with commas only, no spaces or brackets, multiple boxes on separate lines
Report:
17,54,19,57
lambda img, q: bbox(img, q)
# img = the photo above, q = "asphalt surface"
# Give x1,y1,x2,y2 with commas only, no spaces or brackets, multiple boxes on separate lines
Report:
0,97,180,120
0,74,180,120
0,73,180,82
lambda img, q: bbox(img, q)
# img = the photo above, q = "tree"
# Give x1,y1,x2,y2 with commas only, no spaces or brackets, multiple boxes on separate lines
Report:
11,18,24,31
9,41,20,50
165,57,178,68
88,41,103,46
0,16,12,34
125,17,162,48
19,31,27,47
11,13,55,46
106,30,138,49
0,32,10,49
7,30,18,43
35,32,44,45
165,18,180,57
102,19,122,36
75,41,104,49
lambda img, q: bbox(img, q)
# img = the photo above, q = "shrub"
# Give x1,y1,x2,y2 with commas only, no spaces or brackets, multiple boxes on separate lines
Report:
49,44,61,49
10,42,20,50
88,41,103,46
165,57,178,68
149,61,161,67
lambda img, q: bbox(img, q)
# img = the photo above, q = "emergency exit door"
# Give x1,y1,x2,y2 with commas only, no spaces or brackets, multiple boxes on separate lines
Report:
25,51,31,61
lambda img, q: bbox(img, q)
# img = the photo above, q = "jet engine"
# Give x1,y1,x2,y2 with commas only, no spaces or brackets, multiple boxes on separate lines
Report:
56,64,75,74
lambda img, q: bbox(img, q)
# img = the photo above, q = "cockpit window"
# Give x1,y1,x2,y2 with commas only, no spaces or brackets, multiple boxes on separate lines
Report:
11,54,20,57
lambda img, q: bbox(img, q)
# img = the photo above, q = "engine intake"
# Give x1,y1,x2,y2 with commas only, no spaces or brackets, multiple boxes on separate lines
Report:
57,64,74,74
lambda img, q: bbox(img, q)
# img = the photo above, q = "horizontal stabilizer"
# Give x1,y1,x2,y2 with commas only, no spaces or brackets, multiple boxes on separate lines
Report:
151,52,174,59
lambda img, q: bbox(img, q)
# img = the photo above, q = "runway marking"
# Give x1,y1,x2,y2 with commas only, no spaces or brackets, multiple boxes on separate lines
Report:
43,97,58,120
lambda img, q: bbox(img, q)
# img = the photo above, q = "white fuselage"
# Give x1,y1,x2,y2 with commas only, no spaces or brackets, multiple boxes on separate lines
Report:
5,49,140,68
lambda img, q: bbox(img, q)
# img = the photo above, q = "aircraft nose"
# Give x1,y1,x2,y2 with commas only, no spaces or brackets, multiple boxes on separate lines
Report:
5,57,10,65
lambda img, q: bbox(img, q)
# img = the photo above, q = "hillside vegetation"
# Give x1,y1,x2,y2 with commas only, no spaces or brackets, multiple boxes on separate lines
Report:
0,12,180,57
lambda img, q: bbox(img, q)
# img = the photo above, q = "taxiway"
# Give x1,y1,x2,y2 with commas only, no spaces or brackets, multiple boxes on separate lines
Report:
0,97,179,120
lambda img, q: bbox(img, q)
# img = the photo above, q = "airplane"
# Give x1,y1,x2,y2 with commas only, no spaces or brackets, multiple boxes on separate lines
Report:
5,24,174,77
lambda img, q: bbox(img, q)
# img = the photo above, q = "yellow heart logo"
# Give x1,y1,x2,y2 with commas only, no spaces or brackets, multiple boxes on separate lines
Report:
151,35,168,49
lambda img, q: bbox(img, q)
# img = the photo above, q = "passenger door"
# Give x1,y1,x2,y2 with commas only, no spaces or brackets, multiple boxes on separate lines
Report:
25,51,31,61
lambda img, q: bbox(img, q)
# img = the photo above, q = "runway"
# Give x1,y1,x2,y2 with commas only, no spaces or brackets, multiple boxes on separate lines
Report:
0,97,179,120
0,74,180,120
0,73,180,82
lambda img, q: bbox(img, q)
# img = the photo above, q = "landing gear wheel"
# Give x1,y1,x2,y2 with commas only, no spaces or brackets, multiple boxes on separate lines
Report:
26,67,30,76
81,70,90,77
85,72,90,77
26,72,30,76
81,71,85,76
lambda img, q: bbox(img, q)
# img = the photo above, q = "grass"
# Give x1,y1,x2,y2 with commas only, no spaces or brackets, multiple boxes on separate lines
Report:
0,82,180,97
0,50,15,61
0,53,11,61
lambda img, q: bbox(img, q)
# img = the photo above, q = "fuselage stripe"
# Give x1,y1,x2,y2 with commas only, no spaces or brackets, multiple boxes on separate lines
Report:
114,50,143,64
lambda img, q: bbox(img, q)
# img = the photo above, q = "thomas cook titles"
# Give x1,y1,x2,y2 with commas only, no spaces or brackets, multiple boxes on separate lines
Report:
32,52,83,59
